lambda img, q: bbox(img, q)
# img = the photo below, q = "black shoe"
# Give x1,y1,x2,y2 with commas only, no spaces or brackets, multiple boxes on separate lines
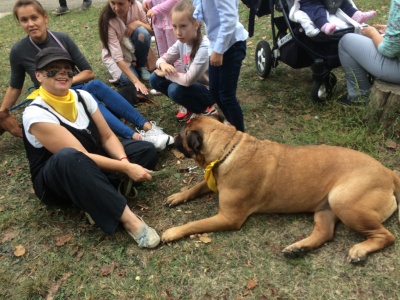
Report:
337,94,367,106
337,94,353,106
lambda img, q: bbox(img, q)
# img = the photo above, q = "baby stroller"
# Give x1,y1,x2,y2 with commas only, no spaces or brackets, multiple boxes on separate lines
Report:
250,0,360,102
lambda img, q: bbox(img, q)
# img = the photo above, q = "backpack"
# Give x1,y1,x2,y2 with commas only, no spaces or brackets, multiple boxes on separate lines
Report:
241,0,271,37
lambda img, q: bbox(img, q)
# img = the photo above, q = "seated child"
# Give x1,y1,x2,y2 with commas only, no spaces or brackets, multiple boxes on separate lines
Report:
300,0,376,35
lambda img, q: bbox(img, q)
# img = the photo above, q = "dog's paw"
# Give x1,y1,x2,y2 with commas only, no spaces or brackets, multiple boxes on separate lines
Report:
161,227,184,242
347,245,368,264
165,193,187,207
282,247,307,259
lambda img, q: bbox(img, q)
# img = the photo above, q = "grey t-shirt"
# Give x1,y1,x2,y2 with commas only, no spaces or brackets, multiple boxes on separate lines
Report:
9,31,93,89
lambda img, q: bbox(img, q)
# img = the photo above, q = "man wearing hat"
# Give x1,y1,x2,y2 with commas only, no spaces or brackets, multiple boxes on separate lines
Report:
22,47,161,248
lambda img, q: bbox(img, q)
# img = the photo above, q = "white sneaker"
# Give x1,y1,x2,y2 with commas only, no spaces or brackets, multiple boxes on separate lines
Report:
140,129,173,151
140,67,151,80
150,89,161,95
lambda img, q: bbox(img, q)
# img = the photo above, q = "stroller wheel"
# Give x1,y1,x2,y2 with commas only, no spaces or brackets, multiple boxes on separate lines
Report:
255,40,273,78
311,72,337,103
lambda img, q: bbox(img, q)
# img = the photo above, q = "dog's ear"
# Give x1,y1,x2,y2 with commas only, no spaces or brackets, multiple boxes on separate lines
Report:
209,113,225,123
186,130,203,155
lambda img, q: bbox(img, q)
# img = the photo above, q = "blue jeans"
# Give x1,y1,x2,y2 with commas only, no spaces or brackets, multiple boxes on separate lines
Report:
149,73,214,113
119,26,151,86
300,0,357,29
73,80,148,139
209,41,246,131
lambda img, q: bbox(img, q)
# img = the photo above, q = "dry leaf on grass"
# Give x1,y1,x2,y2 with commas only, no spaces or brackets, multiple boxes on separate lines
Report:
2,232,17,243
99,262,117,276
55,234,73,247
385,139,398,149
46,272,72,300
246,279,258,290
13,245,26,257
0,204,6,212
171,148,185,159
199,233,212,244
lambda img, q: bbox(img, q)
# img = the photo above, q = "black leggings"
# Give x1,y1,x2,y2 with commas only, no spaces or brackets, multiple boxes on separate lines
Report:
33,140,157,234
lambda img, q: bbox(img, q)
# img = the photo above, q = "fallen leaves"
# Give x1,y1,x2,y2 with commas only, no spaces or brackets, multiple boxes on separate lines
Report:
99,262,117,276
190,233,212,244
13,245,26,257
243,279,258,296
55,234,72,247
2,232,17,243
46,272,72,300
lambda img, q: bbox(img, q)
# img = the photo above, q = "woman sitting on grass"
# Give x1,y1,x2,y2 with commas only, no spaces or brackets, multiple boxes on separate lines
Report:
0,0,173,151
22,47,160,248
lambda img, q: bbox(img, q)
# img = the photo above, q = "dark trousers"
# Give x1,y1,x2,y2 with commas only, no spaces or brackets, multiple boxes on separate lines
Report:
300,0,357,29
59,0,91,7
34,140,157,234
208,41,246,132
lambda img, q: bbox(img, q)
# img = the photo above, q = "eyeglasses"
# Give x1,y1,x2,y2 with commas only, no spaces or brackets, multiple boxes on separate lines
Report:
41,69,74,78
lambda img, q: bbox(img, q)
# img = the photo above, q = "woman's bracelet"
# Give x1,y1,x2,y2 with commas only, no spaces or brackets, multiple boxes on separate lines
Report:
119,156,129,161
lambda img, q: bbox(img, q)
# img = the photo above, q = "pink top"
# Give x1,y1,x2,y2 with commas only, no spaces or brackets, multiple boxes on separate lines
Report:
101,2,149,81
143,0,180,29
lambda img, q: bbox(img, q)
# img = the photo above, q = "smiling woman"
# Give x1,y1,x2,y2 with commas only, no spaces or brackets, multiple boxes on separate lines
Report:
22,47,161,249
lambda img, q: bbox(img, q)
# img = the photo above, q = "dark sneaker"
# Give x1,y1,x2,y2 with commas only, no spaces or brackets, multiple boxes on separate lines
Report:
79,1,92,11
52,6,70,15
337,94,367,106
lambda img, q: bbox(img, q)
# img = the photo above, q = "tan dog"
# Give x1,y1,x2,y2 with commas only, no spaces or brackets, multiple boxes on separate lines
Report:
162,115,400,263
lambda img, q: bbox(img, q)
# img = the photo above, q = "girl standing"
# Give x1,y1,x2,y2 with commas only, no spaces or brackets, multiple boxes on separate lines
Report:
193,0,248,131
142,0,181,70
149,0,216,122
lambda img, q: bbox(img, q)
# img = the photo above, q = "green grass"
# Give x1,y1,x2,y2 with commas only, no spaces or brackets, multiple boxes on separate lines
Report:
1,1,400,299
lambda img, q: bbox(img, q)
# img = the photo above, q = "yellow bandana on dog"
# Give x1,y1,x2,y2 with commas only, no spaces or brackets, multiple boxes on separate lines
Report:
204,159,219,193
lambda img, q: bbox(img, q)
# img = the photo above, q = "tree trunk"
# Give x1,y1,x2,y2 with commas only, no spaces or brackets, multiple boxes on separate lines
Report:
365,80,400,139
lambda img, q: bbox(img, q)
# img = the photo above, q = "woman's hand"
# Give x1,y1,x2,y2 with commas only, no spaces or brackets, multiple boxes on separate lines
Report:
361,25,379,38
375,24,387,34
159,62,177,76
125,21,141,37
125,163,152,182
134,80,149,95
142,1,151,12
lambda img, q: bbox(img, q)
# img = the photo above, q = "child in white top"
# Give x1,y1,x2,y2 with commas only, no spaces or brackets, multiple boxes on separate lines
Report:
149,0,216,121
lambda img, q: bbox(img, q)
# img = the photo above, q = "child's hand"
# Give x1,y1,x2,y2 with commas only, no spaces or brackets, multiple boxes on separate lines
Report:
154,69,166,77
147,9,156,18
210,51,223,66
159,63,177,76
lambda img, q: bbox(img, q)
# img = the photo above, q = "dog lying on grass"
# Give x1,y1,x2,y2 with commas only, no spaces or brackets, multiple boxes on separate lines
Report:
162,115,400,263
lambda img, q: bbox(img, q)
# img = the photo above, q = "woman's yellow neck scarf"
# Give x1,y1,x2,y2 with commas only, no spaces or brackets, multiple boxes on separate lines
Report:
39,86,77,122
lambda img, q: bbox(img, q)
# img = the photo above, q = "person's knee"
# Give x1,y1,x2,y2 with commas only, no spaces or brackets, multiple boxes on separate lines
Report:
149,73,158,88
167,83,180,99
85,79,105,90
134,26,150,43
52,148,85,166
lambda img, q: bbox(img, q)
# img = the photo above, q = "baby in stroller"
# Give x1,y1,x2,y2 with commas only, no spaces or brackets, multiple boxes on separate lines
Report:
300,0,376,35
289,0,376,37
